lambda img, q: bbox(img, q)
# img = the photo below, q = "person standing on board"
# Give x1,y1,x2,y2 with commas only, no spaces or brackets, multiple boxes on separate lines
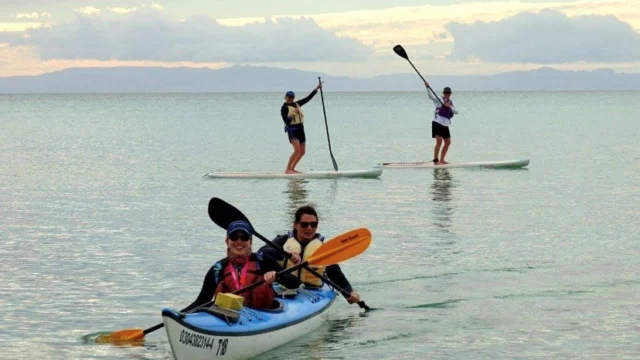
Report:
281,81,323,174
425,81,458,165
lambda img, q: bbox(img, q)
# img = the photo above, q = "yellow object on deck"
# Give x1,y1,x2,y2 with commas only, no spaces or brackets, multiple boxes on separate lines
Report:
214,293,244,310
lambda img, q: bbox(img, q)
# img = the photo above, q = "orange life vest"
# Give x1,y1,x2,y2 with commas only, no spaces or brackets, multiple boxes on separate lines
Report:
214,259,275,309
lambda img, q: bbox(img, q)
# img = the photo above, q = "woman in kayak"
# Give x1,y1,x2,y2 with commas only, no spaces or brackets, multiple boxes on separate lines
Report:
257,205,361,304
183,220,301,311
281,81,323,174
425,81,458,165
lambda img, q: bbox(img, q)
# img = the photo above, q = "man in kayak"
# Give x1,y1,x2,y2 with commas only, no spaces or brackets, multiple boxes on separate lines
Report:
281,81,323,174
425,81,458,165
257,205,361,304
183,220,300,311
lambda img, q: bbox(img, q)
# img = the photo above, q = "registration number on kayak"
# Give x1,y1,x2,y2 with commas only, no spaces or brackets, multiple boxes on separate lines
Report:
179,330,228,355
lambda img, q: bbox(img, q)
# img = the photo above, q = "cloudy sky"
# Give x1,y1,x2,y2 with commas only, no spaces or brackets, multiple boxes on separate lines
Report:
1,0,640,77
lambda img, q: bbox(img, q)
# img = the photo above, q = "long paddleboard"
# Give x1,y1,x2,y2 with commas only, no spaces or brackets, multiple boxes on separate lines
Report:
382,159,530,169
204,164,383,179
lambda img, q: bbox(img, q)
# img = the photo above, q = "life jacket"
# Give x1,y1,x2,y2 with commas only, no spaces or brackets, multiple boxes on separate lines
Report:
285,102,304,126
214,257,275,309
436,100,454,119
277,231,325,287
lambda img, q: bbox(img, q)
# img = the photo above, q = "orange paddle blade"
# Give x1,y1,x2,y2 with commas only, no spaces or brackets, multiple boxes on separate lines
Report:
94,329,144,344
307,228,371,266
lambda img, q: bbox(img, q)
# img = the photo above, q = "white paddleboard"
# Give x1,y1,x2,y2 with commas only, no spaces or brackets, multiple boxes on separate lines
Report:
204,164,383,179
382,159,530,169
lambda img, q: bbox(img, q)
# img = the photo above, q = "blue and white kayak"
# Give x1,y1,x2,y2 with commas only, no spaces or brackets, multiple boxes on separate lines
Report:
162,285,337,360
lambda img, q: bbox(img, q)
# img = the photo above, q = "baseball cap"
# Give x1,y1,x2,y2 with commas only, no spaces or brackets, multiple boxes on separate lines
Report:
227,220,253,236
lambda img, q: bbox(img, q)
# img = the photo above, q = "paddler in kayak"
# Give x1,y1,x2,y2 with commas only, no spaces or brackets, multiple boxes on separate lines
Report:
425,81,458,165
281,81,323,174
258,205,361,304
183,220,301,311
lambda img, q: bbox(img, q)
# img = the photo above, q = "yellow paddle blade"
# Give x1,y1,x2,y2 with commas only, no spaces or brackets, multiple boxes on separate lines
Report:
94,329,144,344
307,228,371,266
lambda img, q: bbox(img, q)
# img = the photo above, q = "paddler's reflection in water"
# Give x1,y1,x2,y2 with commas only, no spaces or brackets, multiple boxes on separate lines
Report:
284,179,310,222
430,169,456,238
283,179,339,224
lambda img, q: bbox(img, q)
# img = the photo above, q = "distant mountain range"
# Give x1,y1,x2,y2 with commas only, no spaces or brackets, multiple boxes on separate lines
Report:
1,65,639,93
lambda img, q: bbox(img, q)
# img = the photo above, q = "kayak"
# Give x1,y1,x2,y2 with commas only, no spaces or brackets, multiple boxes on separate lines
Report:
204,164,383,179
162,284,337,360
382,159,530,169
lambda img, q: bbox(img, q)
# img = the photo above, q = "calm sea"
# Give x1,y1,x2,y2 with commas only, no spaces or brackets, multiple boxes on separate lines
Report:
1,91,639,359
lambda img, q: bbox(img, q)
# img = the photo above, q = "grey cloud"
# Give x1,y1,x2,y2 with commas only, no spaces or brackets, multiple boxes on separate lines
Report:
446,9,640,63
0,11,373,62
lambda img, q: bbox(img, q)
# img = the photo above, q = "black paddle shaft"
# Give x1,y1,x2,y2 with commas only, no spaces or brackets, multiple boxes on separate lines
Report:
318,77,339,171
393,44,444,106
208,197,371,311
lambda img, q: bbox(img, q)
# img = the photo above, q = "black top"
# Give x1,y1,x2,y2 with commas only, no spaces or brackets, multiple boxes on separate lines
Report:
257,232,354,296
280,89,318,127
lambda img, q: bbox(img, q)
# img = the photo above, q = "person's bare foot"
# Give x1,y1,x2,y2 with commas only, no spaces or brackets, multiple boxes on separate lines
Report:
285,169,296,174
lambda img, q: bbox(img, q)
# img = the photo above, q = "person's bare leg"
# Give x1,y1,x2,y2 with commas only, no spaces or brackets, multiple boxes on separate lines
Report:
434,136,443,163
286,140,301,174
291,143,306,173
438,138,451,164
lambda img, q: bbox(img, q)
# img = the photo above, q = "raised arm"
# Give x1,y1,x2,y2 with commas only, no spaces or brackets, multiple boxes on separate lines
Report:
295,89,318,107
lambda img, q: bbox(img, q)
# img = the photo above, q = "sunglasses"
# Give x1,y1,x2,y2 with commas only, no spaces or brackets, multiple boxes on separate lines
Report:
228,233,251,242
298,221,318,229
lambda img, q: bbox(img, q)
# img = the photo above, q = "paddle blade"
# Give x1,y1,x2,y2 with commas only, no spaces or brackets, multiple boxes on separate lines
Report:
94,329,144,344
393,44,408,60
308,228,371,266
331,157,339,172
208,197,251,231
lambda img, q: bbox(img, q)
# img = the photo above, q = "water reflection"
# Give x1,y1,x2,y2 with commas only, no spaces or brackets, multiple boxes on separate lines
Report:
281,179,339,225
326,179,338,207
256,314,363,360
79,334,174,360
283,179,310,222
320,314,365,344
430,169,456,238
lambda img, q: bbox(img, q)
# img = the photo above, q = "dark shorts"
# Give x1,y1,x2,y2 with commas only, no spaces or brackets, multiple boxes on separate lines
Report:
432,121,451,139
287,127,306,144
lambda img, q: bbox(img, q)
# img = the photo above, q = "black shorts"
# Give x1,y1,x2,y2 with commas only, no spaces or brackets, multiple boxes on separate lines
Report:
432,121,451,139
287,127,306,144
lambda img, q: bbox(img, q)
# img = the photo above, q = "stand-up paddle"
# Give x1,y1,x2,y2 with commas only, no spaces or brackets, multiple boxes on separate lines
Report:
208,197,375,312
389,44,531,169
318,76,338,171
93,226,371,344
392,44,444,106
393,44,444,164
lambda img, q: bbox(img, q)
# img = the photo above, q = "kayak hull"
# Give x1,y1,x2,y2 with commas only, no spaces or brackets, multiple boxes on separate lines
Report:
162,285,337,360
204,165,383,179
382,159,530,169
